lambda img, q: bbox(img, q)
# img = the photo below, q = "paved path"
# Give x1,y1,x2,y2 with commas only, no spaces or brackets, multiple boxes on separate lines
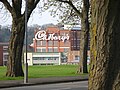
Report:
0,81,88,90
0,76,88,89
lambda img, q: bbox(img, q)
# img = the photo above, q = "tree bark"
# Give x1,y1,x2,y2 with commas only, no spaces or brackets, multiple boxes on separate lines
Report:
6,17,25,77
89,0,120,89
78,21,89,73
77,0,90,74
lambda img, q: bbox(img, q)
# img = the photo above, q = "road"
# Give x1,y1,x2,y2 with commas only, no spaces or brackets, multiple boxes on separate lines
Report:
0,81,88,90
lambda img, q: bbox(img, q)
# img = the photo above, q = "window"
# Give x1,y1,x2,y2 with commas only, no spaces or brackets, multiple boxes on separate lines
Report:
42,41,46,46
48,48,53,52
75,55,80,60
37,49,41,52
33,57,44,60
64,48,69,52
4,55,8,61
42,49,46,52
54,48,58,52
48,41,53,46
54,57,59,60
33,57,59,61
54,41,58,46
37,41,41,46
3,46,8,52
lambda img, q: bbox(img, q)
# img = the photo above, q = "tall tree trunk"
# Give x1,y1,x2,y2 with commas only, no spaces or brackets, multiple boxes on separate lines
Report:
78,0,90,73
0,0,40,77
78,21,89,73
6,17,25,77
89,0,120,89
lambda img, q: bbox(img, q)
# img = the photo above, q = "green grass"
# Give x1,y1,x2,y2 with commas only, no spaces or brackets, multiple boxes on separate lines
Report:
0,66,23,80
0,65,87,81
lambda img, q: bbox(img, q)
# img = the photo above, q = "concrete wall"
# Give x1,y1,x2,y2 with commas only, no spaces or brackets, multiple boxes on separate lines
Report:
24,52,61,66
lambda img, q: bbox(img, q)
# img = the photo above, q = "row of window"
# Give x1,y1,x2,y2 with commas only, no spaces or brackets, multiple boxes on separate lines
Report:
36,41,70,46
33,57,59,60
37,48,69,52
33,56,80,61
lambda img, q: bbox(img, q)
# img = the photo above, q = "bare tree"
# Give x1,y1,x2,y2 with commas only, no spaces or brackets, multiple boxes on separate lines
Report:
44,0,90,73
0,0,41,77
42,0,82,24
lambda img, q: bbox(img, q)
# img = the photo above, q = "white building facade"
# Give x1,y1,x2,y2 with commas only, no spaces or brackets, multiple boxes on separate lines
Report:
24,52,61,66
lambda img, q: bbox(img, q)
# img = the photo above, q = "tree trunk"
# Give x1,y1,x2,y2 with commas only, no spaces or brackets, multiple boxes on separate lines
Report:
77,0,90,74
0,0,40,77
89,0,120,90
78,24,89,73
6,17,25,77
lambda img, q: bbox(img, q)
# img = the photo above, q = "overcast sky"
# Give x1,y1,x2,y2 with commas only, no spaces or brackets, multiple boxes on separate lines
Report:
0,10,59,26
0,0,59,26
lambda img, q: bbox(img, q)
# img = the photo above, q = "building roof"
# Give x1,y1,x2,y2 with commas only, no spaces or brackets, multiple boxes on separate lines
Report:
71,27,81,30
0,42,9,46
63,25,81,30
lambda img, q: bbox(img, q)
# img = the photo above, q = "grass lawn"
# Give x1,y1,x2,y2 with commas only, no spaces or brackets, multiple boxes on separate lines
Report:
0,65,87,81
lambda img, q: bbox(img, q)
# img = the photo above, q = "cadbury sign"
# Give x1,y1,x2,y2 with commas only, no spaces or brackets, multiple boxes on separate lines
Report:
35,30,70,42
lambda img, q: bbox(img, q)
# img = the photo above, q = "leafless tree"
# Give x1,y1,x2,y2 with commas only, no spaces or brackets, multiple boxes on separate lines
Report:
44,0,90,73
0,0,42,77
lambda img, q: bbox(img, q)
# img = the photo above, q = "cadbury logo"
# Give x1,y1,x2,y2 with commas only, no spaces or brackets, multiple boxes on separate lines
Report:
35,30,69,42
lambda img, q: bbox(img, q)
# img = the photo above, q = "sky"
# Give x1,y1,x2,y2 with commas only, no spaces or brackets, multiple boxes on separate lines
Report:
0,1,61,26
0,10,59,26
28,11,59,26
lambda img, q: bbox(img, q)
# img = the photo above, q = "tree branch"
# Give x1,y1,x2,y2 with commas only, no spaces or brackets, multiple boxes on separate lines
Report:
23,0,40,21
12,0,22,17
56,0,82,18
0,0,13,14
57,0,69,3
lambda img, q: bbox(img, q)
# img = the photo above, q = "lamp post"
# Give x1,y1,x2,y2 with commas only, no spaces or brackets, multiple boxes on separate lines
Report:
24,0,28,84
